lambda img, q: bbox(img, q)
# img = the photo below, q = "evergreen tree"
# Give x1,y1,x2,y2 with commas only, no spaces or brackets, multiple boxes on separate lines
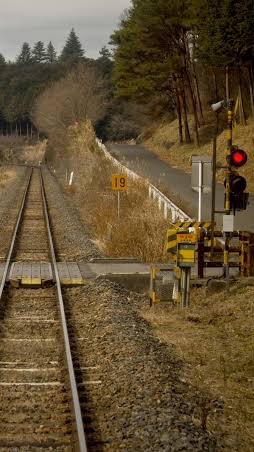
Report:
97,46,113,76
99,46,112,60
192,0,226,68
111,0,197,144
17,42,32,64
46,41,57,63
32,41,46,63
0,53,6,67
60,28,84,65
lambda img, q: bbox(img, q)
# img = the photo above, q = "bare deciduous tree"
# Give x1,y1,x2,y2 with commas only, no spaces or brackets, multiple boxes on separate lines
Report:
32,64,107,137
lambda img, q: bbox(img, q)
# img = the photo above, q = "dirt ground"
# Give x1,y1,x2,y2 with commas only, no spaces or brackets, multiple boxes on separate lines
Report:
142,281,254,452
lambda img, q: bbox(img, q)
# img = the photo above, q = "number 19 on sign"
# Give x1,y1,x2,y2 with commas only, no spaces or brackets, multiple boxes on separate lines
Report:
111,174,127,191
111,174,128,220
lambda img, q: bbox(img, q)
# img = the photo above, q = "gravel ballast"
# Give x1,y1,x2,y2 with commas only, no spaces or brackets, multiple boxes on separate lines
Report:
64,282,216,451
42,167,100,261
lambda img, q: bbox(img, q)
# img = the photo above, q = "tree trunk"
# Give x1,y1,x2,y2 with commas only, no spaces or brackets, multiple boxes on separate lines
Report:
237,64,246,126
179,78,191,144
176,91,183,144
186,70,200,146
212,71,219,134
193,61,204,124
248,63,254,119
15,122,18,135
173,75,183,144
226,65,230,101
184,31,203,126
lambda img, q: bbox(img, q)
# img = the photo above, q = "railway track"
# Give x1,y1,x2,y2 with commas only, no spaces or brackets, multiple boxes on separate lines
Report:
0,167,88,450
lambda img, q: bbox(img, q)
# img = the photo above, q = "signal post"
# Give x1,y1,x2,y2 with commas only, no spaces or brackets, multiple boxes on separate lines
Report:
211,99,249,287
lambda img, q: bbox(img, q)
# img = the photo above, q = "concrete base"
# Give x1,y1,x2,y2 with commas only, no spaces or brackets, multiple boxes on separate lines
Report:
79,260,151,293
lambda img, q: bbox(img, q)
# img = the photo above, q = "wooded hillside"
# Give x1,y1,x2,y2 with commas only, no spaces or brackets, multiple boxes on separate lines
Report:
111,0,254,145
0,29,113,137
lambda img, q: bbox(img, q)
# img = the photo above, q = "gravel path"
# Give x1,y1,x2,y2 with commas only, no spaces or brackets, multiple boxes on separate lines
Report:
42,167,217,451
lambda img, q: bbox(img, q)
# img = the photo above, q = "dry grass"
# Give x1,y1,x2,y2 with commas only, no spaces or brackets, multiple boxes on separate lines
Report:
0,167,18,188
51,121,170,262
0,136,46,165
75,169,170,262
145,113,254,192
142,282,254,451
20,141,46,164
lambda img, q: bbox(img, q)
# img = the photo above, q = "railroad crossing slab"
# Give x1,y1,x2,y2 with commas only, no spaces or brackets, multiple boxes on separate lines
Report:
9,262,51,287
7,259,151,291
8,261,83,287
5,259,237,292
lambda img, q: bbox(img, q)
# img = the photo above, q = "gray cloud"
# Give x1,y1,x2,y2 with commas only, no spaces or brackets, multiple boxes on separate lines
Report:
0,0,131,60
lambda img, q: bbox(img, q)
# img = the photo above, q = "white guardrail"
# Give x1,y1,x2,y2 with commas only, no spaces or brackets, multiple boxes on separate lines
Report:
96,139,192,223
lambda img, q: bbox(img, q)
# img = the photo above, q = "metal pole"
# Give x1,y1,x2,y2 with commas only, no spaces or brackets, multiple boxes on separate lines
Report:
224,100,234,288
186,268,191,307
225,102,233,214
117,191,120,220
198,161,202,221
210,137,217,255
181,269,186,308
181,268,190,308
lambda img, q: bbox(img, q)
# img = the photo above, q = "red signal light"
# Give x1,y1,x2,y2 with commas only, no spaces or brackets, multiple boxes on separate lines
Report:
229,148,247,167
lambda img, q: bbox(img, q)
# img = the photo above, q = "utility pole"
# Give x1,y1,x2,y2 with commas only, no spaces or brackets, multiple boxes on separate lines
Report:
224,100,234,287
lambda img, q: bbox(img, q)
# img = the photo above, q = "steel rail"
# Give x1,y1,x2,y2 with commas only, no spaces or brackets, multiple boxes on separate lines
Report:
0,167,32,299
39,168,87,452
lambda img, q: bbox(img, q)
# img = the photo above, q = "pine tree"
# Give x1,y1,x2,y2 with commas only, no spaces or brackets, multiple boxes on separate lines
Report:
60,28,84,65
99,46,112,60
0,54,6,67
17,43,32,64
32,41,46,63
46,41,57,63
111,0,197,144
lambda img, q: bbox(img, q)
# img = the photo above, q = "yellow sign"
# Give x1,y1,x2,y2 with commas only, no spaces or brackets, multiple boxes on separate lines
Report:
177,243,196,267
177,233,196,243
112,174,127,191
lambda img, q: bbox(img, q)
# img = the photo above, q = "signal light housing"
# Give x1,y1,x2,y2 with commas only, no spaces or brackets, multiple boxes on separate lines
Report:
224,174,247,193
229,174,246,193
230,193,249,213
227,147,247,167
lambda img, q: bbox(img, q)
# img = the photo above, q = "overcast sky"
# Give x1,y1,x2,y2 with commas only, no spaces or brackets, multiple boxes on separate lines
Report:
0,0,131,61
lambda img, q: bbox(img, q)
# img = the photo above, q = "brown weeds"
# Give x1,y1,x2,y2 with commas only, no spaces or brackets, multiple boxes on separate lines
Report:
142,283,254,451
50,121,170,262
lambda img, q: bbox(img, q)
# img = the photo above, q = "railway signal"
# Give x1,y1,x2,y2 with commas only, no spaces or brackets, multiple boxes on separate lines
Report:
227,147,247,167
224,146,249,213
